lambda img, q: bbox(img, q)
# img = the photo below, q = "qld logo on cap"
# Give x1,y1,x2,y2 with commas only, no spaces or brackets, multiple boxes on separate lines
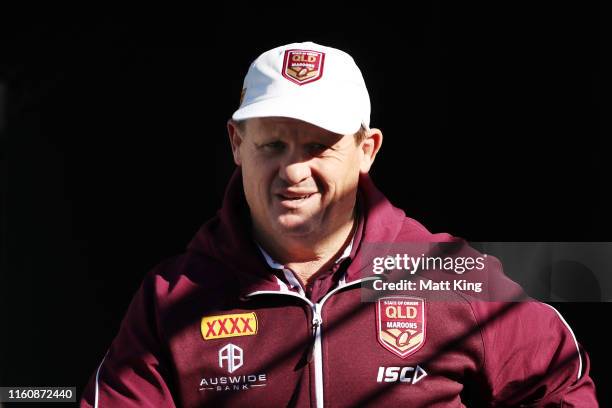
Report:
376,297,426,359
282,49,325,85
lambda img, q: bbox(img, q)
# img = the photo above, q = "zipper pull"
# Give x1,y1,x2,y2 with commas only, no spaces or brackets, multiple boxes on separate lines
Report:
312,307,322,336
308,305,322,362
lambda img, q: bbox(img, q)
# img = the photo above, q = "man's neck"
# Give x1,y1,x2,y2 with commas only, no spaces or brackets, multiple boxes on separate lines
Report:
253,211,357,287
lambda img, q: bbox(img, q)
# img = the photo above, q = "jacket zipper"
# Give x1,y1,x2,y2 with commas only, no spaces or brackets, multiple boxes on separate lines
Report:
245,277,377,408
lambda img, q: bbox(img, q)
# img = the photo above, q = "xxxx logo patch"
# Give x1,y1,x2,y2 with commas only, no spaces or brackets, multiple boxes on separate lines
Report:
282,49,325,85
201,312,258,341
376,297,426,358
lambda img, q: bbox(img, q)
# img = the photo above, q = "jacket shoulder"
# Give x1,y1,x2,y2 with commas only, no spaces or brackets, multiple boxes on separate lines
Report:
395,215,455,241
142,252,241,306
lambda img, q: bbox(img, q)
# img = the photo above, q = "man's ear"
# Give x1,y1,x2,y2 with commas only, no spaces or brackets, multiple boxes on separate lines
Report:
359,128,383,173
227,119,243,166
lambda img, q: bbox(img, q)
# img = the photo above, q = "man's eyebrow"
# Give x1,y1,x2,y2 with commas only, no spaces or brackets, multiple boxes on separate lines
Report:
315,132,345,144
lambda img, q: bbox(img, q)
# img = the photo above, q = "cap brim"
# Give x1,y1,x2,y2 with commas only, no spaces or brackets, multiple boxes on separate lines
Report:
231,95,363,135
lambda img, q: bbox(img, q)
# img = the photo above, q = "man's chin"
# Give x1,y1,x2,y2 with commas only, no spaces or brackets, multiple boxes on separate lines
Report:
273,216,316,237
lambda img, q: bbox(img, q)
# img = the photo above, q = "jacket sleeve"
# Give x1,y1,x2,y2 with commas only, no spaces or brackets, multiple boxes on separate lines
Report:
80,267,177,407
471,300,598,407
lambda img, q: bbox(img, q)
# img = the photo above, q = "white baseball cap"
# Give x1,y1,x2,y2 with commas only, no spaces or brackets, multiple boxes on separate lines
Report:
231,41,371,135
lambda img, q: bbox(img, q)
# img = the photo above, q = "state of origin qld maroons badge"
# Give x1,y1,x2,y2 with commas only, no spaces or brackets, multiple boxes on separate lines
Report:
376,297,426,358
282,49,325,85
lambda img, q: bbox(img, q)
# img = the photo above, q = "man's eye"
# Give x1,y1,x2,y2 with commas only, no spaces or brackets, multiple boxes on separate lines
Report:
308,143,329,153
261,141,285,151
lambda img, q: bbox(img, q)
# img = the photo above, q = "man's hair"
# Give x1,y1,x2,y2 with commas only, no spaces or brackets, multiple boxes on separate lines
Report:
232,119,369,146
353,125,369,145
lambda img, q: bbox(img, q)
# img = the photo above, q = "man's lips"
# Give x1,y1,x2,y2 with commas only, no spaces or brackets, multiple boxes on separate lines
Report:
274,191,318,208
277,193,316,200
275,190,318,200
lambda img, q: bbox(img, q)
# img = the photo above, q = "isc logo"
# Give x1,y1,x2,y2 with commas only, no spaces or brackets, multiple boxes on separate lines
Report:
376,366,427,384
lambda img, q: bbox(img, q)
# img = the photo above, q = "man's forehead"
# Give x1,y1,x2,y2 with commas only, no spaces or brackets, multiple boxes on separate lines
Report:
246,117,345,138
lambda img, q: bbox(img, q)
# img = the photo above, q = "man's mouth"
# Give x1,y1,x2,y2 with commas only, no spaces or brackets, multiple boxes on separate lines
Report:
279,193,314,201
275,192,318,208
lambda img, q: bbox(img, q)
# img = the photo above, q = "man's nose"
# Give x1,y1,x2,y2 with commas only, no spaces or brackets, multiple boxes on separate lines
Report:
278,155,312,185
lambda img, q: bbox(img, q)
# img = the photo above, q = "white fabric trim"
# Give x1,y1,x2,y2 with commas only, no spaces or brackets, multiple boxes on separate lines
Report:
338,273,347,288
257,246,285,269
94,350,109,408
335,233,355,265
274,276,291,293
544,304,583,380
282,269,306,297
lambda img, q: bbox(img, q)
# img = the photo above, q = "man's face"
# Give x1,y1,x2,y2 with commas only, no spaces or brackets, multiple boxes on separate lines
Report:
228,117,376,240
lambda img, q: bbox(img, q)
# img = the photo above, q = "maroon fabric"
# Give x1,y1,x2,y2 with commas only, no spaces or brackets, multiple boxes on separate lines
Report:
81,168,598,407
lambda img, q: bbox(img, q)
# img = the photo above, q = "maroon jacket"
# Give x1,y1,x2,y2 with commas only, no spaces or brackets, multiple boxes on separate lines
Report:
81,169,598,407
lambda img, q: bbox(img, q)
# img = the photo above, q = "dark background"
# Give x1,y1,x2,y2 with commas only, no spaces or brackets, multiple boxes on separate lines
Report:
1,4,610,406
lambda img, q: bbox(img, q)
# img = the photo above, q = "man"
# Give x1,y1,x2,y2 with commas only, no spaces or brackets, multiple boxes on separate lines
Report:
81,42,598,407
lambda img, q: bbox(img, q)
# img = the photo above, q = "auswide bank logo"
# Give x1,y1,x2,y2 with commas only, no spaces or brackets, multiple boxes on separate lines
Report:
199,343,268,392
376,296,426,358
